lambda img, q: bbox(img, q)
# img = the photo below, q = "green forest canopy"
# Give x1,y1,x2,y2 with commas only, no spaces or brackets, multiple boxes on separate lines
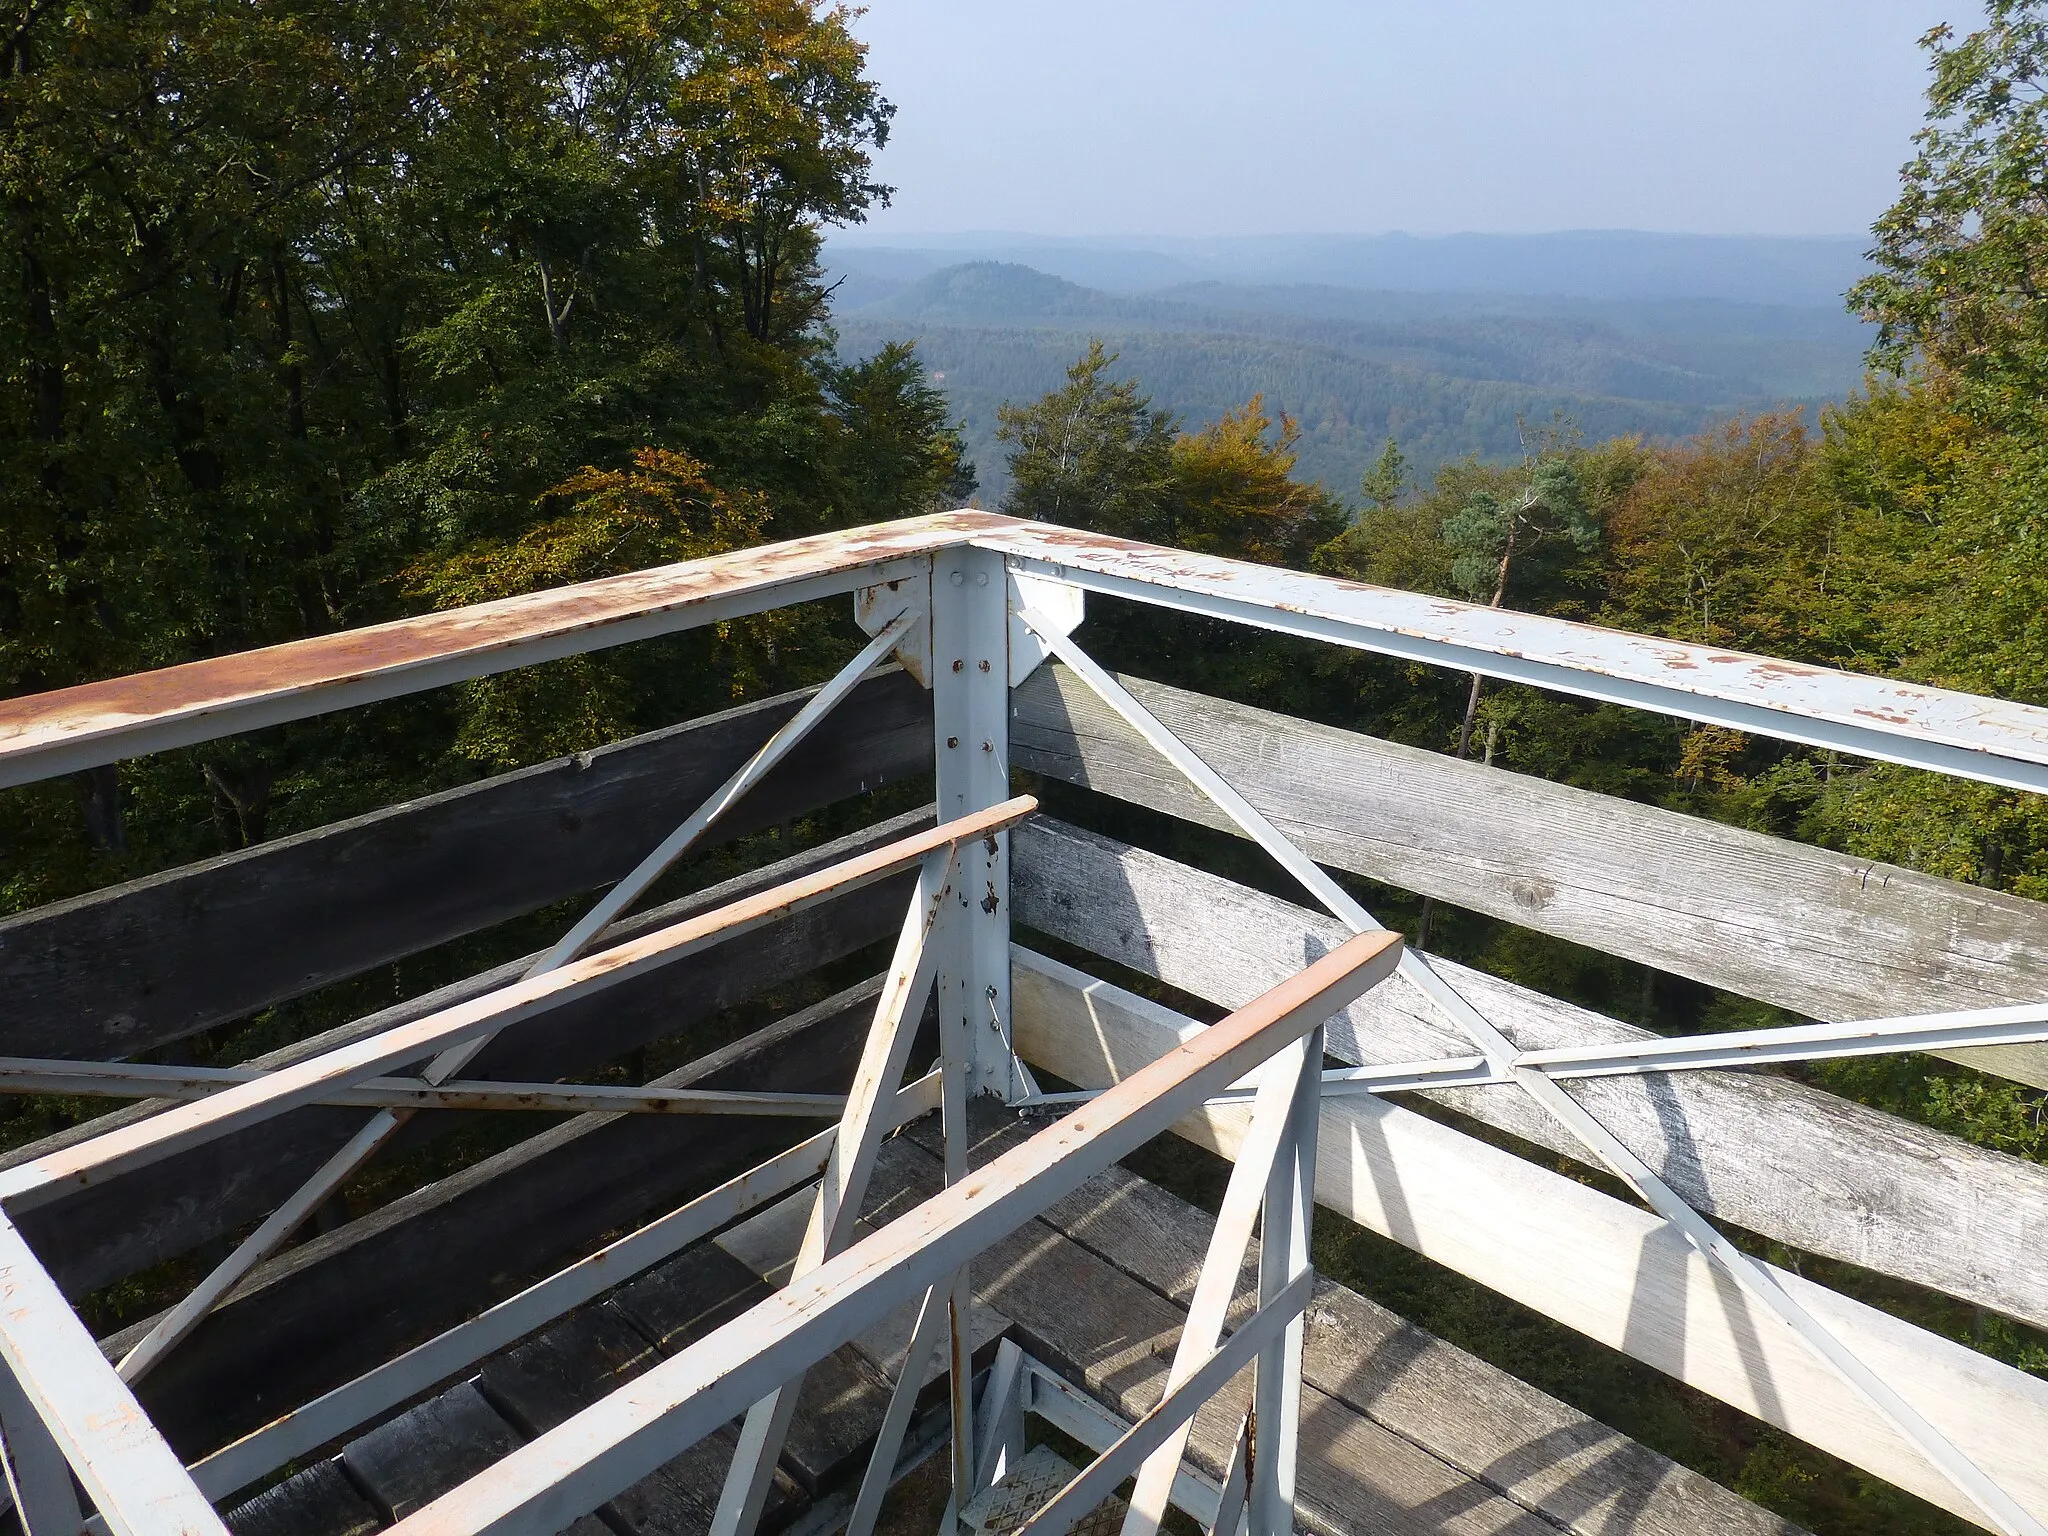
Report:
6,6,2048,1534
2,0,971,898
829,259,1869,497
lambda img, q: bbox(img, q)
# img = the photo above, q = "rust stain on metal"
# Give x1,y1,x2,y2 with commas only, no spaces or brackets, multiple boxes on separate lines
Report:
0,511,1023,758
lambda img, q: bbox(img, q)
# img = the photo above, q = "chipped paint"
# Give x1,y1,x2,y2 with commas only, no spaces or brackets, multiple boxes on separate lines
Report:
0,511,1027,788
971,520,2048,795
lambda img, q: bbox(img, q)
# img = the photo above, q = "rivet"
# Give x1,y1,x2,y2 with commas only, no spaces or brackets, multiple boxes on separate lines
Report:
978,659,991,672
947,736,959,748
981,740,993,752
952,659,964,672
976,571,989,587
949,571,966,587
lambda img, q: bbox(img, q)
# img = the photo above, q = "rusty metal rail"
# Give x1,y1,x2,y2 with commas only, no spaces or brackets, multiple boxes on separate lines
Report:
3,513,2048,1536
8,512,2048,792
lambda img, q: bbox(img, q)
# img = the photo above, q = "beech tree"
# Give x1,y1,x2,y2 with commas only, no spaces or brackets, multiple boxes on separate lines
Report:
1855,2,2048,407
0,0,959,902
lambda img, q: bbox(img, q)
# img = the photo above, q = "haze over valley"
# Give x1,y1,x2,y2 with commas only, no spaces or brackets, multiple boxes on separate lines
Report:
826,230,1875,500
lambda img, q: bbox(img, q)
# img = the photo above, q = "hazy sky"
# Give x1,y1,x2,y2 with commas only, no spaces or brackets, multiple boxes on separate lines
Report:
844,2,1973,240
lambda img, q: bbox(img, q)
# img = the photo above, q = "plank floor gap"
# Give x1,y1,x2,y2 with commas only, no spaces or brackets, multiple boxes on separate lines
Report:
893,1105,1802,1536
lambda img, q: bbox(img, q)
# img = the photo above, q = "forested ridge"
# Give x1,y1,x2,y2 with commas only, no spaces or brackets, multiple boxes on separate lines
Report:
830,263,1865,496
4,5,2048,1535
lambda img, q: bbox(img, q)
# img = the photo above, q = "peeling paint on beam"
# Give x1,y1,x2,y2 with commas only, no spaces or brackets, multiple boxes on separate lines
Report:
974,523,2048,795
0,512,1013,787
385,928,1402,1536
11,510,2048,795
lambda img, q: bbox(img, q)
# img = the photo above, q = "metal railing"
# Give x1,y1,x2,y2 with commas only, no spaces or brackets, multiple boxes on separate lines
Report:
1,511,2047,1536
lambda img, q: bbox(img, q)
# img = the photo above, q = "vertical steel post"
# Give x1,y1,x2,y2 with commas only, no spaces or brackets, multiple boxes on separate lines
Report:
1250,1023,1321,1536
929,542,1010,1522
0,1368,80,1536
972,1339,1027,1496
931,543,1015,1102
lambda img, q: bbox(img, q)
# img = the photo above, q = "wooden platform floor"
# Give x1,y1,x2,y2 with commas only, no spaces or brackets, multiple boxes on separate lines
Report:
224,1109,1799,1536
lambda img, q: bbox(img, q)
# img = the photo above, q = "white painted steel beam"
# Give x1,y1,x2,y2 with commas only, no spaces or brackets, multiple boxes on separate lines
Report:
1251,1026,1319,1536
379,929,1402,1536
11,507,2048,793
971,1339,1027,1497
1509,1000,2048,1078
1020,1364,1224,1528
713,847,962,1536
0,516,996,786
1017,1273,1313,1536
0,1059,851,1117
530,605,921,977
1019,618,2046,1536
844,1284,952,1536
1206,1415,1250,1536
0,1217,224,1536
1312,1001,2048,1097
0,800,1035,1213
1119,1030,1313,1536
184,1072,941,1505
935,543,1021,1101
985,528,2048,794
1018,997,2048,1107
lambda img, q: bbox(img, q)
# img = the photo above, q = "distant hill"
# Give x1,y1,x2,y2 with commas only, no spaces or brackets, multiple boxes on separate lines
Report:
827,252,1873,502
828,229,1873,305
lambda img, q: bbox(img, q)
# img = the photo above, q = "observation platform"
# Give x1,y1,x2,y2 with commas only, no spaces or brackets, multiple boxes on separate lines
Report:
0,512,2044,1536
224,1106,1789,1536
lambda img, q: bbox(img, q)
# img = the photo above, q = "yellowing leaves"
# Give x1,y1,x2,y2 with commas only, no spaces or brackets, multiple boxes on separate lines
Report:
405,447,771,604
403,448,797,765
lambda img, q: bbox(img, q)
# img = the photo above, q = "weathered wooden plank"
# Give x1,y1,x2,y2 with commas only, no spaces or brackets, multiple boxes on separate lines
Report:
17,813,928,1294
859,1134,1557,1536
342,1381,523,1524
712,1186,1011,1385
106,978,910,1460
223,1459,382,1536
478,1301,788,1536
597,1249,811,1529
611,1242,778,1358
612,1240,879,1501
227,1280,805,1536
599,1428,767,1536
930,1112,1795,1536
478,1302,661,1436
1010,946,2048,1532
1011,664,2048,1088
709,1187,1011,1493
0,669,930,1061
1013,817,2048,1332
335,1380,610,1535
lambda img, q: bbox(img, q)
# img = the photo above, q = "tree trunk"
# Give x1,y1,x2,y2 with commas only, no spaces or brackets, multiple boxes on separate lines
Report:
1420,513,1521,950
